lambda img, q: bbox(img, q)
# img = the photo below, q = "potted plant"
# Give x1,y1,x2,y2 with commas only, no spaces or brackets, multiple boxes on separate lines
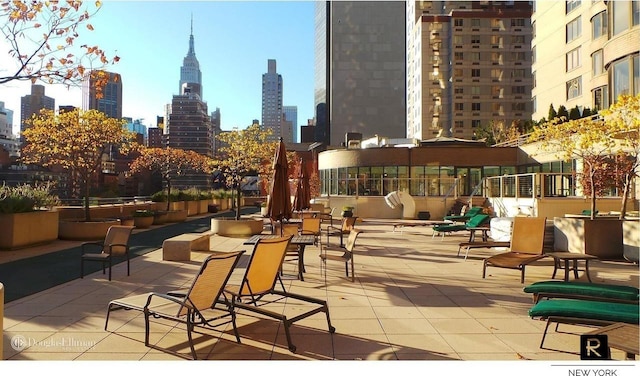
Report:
260,202,268,217
132,210,155,229
341,206,354,218
0,182,60,249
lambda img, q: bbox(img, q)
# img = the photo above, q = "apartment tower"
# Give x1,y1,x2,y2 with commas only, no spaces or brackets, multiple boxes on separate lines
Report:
261,59,284,142
314,1,406,147
531,0,639,120
283,105,298,143
20,84,55,142
407,1,533,140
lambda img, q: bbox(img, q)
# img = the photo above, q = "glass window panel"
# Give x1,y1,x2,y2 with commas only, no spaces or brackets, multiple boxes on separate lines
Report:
410,166,425,196
613,0,629,35
613,59,630,99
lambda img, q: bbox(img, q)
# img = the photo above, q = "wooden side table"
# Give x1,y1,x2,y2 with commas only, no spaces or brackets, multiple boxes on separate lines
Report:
586,323,639,360
546,252,598,282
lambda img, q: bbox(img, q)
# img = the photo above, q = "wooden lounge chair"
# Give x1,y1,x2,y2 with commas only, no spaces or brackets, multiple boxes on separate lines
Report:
528,298,640,350
104,251,245,359
223,235,335,353
80,225,134,281
481,216,547,283
320,229,363,282
432,213,490,239
524,280,639,304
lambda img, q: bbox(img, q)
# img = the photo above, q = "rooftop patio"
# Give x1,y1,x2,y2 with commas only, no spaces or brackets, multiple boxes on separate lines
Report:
1,213,638,366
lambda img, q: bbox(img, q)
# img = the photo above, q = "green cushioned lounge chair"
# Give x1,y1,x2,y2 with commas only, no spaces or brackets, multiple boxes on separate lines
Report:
528,298,640,349
524,280,639,303
443,206,483,222
432,213,490,239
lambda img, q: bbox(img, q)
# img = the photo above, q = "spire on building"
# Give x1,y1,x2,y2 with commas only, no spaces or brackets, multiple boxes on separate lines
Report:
188,14,196,56
179,15,202,97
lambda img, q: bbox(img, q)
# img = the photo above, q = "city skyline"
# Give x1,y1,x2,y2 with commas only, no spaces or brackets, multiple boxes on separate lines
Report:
0,1,315,136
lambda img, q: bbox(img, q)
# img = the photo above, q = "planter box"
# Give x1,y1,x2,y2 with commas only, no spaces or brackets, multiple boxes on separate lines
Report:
186,201,199,216
198,200,209,214
623,220,639,263
554,217,623,260
211,218,264,237
133,216,154,229
58,219,121,240
0,211,59,250
166,209,188,223
153,211,169,225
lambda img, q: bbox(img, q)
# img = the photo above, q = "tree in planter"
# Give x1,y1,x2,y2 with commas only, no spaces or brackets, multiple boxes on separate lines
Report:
213,124,276,220
601,94,640,218
129,147,212,212
21,108,136,221
530,115,618,220
1,1,119,98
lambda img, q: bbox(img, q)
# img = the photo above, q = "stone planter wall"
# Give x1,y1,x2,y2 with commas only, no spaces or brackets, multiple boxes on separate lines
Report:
58,219,121,240
553,217,623,259
166,209,188,223
186,201,199,216
211,218,264,237
0,211,60,250
623,220,639,263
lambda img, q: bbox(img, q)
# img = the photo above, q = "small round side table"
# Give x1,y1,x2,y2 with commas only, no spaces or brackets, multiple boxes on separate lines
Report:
546,252,598,282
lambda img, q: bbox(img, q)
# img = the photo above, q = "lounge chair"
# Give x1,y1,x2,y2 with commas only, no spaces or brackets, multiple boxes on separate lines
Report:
223,235,335,353
443,206,483,222
320,229,363,282
432,213,490,239
80,225,134,281
325,216,357,247
524,280,639,303
104,251,245,359
528,298,640,349
481,216,547,283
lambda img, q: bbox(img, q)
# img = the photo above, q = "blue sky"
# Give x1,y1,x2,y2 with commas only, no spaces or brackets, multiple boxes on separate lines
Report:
1,0,316,135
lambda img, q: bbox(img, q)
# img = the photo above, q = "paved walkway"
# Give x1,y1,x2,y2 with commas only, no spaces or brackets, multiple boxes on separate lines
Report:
1,213,639,364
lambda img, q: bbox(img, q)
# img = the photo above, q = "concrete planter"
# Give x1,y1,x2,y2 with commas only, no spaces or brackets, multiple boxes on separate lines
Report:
0,210,60,250
58,219,120,240
198,200,209,214
166,209,188,223
623,220,639,263
133,215,154,229
211,218,263,237
554,217,623,260
153,211,169,225
186,201,199,216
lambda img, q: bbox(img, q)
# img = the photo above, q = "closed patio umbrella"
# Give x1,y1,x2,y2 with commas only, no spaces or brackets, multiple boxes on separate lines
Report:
293,167,311,211
267,138,291,225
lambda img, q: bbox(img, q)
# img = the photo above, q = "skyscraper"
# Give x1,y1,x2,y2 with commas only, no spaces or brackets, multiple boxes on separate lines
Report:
82,71,123,119
406,1,533,140
0,101,14,139
283,105,298,143
261,59,283,142
180,16,202,98
20,84,55,142
314,1,406,147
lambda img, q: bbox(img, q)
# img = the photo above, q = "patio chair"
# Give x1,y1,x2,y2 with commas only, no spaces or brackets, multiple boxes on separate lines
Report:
443,206,483,222
432,213,490,239
481,216,547,283
524,280,639,304
80,225,134,281
320,229,363,282
104,251,245,359
280,223,302,276
528,298,639,350
223,235,335,353
300,216,322,246
325,216,357,247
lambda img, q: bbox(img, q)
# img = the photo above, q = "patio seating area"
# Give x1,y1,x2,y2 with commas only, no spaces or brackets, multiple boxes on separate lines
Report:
1,212,638,362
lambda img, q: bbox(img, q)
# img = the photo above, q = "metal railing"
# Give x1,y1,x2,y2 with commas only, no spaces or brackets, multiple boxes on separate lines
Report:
57,196,153,207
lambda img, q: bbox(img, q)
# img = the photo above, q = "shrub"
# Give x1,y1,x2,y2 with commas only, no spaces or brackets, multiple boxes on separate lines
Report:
151,191,167,202
132,209,155,217
0,182,59,214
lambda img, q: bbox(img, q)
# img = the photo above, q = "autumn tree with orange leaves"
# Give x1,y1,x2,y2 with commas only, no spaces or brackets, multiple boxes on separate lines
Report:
214,124,276,220
21,108,136,221
1,0,119,97
129,147,212,212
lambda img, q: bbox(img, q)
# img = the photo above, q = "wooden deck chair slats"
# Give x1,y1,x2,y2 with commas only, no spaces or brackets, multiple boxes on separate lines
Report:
104,251,245,360
482,216,547,283
224,235,335,353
